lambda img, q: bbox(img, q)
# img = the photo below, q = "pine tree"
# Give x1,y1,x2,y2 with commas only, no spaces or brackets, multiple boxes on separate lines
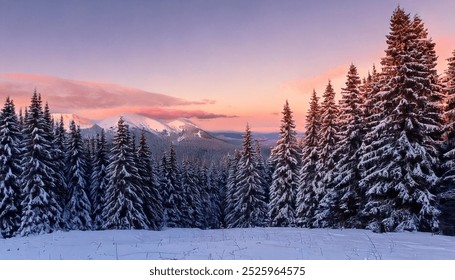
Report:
197,164,211,228
180,159,202,228
230,124,268,228
224,150,241,228
90,130,109,230
137,129,163,230
43,103,67,225
254,140,271,204
208,163,225,228
0,97,22,238
268,101,301,227
201,164,221,229
64,120,92,230
160,144,184,228
441,49,455,235
102,118,148,229
296,90,321,227
312,81,340,227
53,116,68,218
18,91,63,236
359,7,441,232
329,64,364,228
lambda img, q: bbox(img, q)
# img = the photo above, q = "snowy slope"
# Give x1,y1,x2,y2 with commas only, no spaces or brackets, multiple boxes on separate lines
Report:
96,113,172,134
167,118,197,132
51,113,96,129
0,228,453,260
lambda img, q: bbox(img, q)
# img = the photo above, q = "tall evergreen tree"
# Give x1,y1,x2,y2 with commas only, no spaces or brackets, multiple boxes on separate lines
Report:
64,121,92,230
180,159,202,228
102,118,148,229
224,150,241,228
329,64,364,228
160,144,184,228
43,104,67,221
312,81,340,227
296,90,321,227
197,164,212,228
254,140,270,206
18,91,63,236
0,98,22,238
53,116,68,216
359,7,441,232
208,163,225,228
137,129,163,230
268,101,301,227
201,164,221,229
230,124,268,228
90,130,109,230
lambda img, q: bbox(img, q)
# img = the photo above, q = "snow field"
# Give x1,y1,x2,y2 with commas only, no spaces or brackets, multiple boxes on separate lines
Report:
1,227,454,260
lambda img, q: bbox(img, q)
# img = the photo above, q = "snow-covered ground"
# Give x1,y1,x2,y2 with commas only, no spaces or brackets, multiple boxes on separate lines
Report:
0,227,454,260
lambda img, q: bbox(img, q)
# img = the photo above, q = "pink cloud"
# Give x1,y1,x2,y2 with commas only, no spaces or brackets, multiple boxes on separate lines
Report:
0,73,213,110
137,107,238,120
283,65,348,94
0,72,230,120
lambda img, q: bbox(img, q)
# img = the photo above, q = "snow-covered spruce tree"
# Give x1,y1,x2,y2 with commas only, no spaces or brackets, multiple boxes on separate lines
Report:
254,140,271,205
102,117,148,229
207,164,222,229
224,150,241,228
268,101,301,227
312,81,340,228
84,137,95,203
18,91,63,236
0,97,22,238
64,120,92,230
53,116,68,217
296,90,321,228
328,64,364,228
43,103,66,215
441,49,455,235
137,129,163,230
359,7,441,232
180,159,202,228
229,124,268,228
197,164,212,229
214,163,228,227
90,130,109,230
160,144,184,228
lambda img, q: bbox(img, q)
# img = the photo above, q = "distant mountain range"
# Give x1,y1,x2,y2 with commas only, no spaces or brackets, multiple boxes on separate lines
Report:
51,113,284,161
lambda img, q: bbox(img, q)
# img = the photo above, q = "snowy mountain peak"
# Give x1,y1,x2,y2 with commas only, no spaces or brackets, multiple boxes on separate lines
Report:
51,113,96,129
96,113,171,134
52,112,214,142
167,118,198,132
93,113,209,140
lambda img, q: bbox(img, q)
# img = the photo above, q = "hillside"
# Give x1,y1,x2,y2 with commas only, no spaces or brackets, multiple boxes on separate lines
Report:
1,228,453,260
52,113,238,161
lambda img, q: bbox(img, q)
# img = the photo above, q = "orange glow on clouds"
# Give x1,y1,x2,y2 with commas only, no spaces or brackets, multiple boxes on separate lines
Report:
0,72,232,121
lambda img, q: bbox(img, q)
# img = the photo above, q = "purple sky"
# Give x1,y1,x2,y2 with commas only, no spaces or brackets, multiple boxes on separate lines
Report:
0,0,454,131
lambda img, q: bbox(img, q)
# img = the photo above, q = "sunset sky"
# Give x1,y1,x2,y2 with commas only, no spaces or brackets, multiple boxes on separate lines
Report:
0,0,454,132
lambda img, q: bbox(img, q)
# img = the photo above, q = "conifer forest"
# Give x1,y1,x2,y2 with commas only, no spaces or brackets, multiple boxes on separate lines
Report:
1,6,455,239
